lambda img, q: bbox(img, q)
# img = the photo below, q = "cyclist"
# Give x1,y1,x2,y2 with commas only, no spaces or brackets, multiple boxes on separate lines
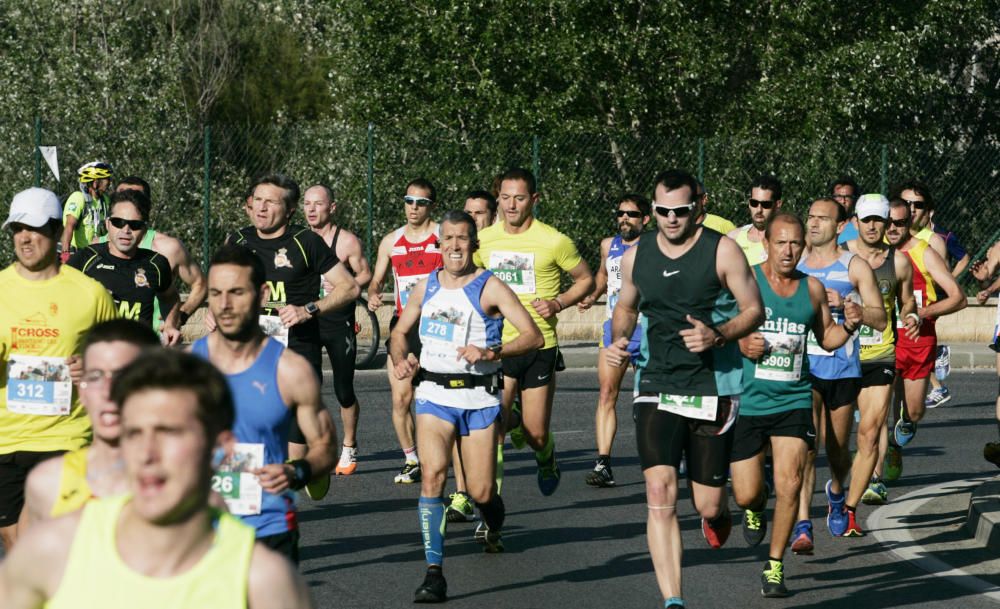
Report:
60,161,113,261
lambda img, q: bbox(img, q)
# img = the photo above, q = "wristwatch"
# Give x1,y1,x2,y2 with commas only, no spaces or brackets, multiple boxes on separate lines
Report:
709,326,726,348
304,302,320,317
487,344,503,360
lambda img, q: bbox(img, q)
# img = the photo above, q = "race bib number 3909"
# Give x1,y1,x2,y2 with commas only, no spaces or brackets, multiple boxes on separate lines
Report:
6,355,72,416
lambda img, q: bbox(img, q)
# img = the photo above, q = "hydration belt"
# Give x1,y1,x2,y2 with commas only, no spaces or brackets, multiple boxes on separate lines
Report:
417,370,503,393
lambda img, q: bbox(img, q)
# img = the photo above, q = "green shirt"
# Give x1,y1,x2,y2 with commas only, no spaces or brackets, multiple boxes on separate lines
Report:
62,191,109,249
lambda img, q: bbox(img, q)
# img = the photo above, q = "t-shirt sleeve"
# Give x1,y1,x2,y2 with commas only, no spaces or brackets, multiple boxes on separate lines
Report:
153,256,174,293
553,232,583,272
945,232,967,261
62,193,84,221
92,282,118,321
472,249,484,268
304,231,339,276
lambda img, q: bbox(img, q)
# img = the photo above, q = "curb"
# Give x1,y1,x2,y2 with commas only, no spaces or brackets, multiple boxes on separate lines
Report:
966,478,1000,555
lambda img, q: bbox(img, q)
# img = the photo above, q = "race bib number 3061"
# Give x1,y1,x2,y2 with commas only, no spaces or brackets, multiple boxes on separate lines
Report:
6,355,72,416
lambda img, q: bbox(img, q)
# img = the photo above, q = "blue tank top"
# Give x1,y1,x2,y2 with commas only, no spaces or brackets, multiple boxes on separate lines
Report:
796,252,861,379
192,337,295,537
605,235,643,340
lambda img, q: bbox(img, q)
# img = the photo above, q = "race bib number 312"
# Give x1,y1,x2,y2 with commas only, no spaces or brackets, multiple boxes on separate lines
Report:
6,355,72,416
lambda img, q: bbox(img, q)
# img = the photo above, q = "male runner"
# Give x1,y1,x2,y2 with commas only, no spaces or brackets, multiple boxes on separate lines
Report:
973,240,1000,467
791,197,885,547
475,167,594,497
368,178,443,484
842,195,919,526
390,211,542,602
113,177,206,330
732,212,860,596
463,190,498,230
0,349,313,608
68,189,181,344
60,161,113,260
227,173,357,496
194,244,336,563
578,193,649,487
831,176,860,245
926,211,970,407
606,169,762,609
303,184,372,476
696,180,736,235
23,319,159,524
728,174,783,265
884,197,966,474
0,188,117,549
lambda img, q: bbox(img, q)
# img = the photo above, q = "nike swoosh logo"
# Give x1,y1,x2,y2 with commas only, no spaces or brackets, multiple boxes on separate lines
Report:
712,474,724,480
806,432,816,437
538,373,551,381
663,270,680,278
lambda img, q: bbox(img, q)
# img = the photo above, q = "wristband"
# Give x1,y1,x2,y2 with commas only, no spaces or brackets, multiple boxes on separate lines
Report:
905,312,920,324
288,459,313,491
178,311,191,326
843,322,858,333
554,296,565,312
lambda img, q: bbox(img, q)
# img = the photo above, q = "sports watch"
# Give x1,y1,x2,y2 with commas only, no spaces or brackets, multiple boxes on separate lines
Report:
304,302,320,317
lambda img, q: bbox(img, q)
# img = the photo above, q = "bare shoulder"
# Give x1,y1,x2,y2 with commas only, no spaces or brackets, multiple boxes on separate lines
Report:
25,454,64,514
4,510,82,595
805,275,826,303
248,544,313,609
276,346,319,403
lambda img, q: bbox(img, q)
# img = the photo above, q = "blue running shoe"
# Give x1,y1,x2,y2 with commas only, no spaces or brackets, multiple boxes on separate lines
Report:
825,480,848,536
894,418,916,447
790,520,814,555
536,451,561,496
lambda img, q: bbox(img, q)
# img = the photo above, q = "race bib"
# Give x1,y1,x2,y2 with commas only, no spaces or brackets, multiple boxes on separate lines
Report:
489,251,537,294
899,290,924,329
259,315,288,346
656,393,718,422
859,323,884,346
397,274,429,308
755,332,804,381
806,331,833,357
213,443,264,516
6,355,72,416
419,307,471,346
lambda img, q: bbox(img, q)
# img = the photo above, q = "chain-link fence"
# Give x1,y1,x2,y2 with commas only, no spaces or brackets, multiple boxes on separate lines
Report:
8,118,1000,292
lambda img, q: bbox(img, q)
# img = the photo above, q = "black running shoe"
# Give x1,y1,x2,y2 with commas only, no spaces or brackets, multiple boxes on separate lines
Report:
761,559,788,598
413,567,447,603
742,508,767,547
584,461,615,487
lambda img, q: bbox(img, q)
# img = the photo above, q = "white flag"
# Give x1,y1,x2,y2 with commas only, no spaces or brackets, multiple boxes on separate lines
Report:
38,146,59,181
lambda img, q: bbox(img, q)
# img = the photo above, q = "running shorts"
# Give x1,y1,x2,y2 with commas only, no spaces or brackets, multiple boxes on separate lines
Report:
0,450,65,525
730,408,815,462
502,347,558,390
415,399,502,437
601,319,640,365
896,337,936,381
810,374,861,409
860,362,896,388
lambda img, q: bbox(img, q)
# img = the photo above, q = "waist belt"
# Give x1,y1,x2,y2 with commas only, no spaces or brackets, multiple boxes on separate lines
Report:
417,370,503,393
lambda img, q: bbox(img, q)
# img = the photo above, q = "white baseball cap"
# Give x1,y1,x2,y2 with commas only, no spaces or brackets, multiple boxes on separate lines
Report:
3,188,62,230
854,193,889,220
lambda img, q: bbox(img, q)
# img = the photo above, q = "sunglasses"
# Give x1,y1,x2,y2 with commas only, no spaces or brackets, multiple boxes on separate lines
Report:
403,195,433,207
615,210,643,219
108,217,147,231
888,218,910,227
748,199,776,209
903,199,927,210
653,203,696,219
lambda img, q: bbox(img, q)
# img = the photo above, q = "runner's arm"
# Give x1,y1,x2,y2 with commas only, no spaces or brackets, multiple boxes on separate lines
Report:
714,236,764,343
533,259,595,319
366,233,394,310
609,247,639,342
21,457,63,528
474,276,543,361
579,237,611,310
848,256,888,331
155,234,206,314
247,544,314,609
59,217,78,255
920,247,967,319
339,231,372,289
928,232,949,266
388,278,426,377
315,263,360,315
0,511,79,608
808,277,851,350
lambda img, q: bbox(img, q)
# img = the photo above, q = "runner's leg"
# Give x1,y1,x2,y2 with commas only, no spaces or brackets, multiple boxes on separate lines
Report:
824,402,855,495
847,384,892,508
644,466,682,600
769,435,808,555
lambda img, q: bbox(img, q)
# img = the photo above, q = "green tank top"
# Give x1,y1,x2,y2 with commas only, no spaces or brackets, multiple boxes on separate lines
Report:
859,247,897,363
740,265,815,416
45,494,255,609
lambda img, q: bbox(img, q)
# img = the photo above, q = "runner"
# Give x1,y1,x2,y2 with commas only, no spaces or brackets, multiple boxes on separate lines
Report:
227,173,358,498
367,178,443,484
973,240,1000,468
727,174,783,265
303,184,372,476
578,193,650,487
732,212,860,597
884,196,966,478
842,195,919,524
60,161,113,260
474,167,595,498
606,169,763,609
22,319,160,524
830,176,860,245
893,179,948,261
112,177,207,332
0,188,117,550
389,211,542,602
791,197,885,548
463,190,498,231
0,349,313,608
67,189,182,344
696,180,736,235
193,244,337,563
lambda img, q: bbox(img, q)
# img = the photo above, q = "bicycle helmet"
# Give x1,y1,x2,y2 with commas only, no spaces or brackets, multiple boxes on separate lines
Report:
78,161,113,183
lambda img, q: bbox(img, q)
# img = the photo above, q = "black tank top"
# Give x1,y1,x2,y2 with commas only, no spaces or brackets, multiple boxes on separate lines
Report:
321,227,356,326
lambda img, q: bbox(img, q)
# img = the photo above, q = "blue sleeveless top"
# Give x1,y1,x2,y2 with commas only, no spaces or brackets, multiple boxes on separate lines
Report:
192,337,295,537
797,252,861,379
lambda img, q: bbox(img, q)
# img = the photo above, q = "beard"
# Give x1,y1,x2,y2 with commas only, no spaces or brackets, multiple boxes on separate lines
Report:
619,224,642,241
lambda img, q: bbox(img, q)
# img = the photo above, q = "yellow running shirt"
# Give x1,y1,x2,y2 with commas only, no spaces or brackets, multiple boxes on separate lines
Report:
474,219,583,349
0,264,116,454
45,495,255,609
702,213,736,235
51,447,93,517
734,225,767,265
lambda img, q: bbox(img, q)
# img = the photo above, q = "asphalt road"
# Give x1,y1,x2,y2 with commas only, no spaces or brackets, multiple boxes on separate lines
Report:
301,369,1000,609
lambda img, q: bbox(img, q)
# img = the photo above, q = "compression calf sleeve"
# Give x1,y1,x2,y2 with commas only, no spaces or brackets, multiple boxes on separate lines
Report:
476,494,506,532
418,496,446,566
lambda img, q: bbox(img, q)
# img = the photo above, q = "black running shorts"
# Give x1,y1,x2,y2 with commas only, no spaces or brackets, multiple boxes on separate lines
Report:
502,347,558,390
730,408,815,462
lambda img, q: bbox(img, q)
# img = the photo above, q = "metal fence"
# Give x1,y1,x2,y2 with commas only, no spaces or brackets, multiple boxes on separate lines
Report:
8,119,1000,292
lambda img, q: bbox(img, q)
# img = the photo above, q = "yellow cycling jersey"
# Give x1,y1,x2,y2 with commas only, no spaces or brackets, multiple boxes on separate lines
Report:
45,495,255,609
51,447,93,517
0,264,116,454
474,219,583,349
62,192,109,250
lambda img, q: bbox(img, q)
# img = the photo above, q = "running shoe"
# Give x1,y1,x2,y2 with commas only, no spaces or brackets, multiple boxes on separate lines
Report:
984,442,1000,468
446,492,475,523
304,472,331,500
742,508,767,547
884,445,903,482
701,510,732,549
585,461,615,488
842,510,864,537
413,567,447,603
790,520,814,555
394,460,421,484
334,445,358,476
508,398,527,450
934,345,951,381
861,478,888,505
894,418,916,447
760,559,788,598
925,386,952,409
536,451,561,496
825,480,848,537
473,521,504,553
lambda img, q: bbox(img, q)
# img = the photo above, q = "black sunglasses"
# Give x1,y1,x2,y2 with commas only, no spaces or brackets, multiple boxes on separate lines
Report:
888,218,910,227
653,204,695,219
108,217,147,231
903,199,927,210
615,210,643,219
748,199,776,209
